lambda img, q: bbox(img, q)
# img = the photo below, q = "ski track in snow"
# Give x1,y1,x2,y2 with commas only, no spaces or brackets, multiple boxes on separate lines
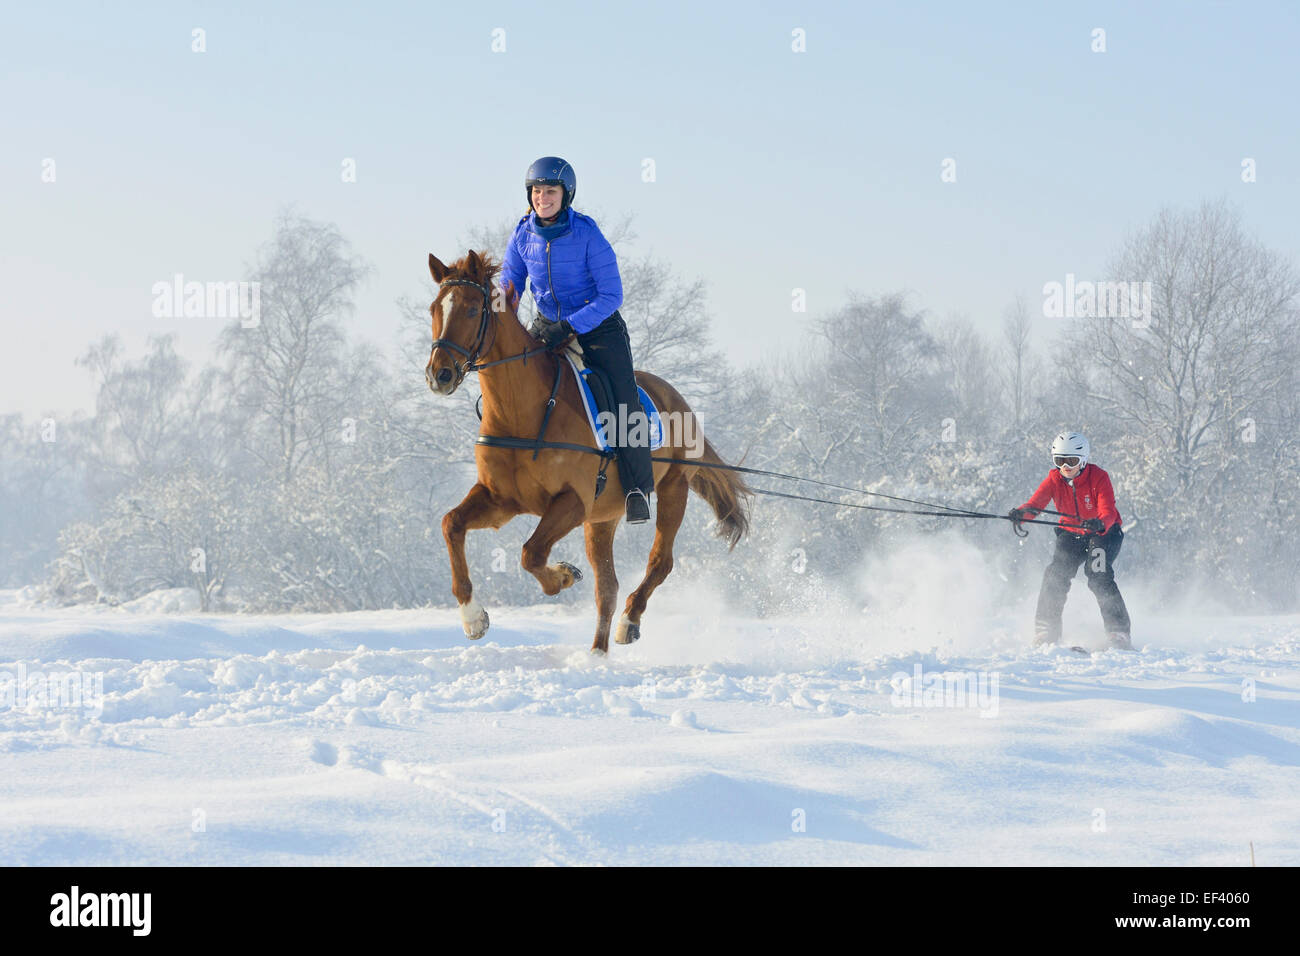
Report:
1,590,1297,865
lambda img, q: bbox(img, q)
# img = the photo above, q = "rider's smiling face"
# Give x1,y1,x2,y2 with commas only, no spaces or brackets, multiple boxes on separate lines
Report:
532,184,563,219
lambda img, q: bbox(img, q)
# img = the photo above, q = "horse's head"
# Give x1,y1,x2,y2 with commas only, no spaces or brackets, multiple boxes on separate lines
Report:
425,250,503,395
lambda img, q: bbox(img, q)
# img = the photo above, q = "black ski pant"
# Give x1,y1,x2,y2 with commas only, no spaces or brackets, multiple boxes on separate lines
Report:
576,311,654,496
1035,526,1131,640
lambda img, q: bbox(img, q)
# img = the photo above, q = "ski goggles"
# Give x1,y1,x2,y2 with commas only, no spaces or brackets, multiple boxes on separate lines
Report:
1053,455,1081,467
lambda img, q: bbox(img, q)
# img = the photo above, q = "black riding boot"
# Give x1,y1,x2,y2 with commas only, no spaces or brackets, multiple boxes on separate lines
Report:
577,311,654,522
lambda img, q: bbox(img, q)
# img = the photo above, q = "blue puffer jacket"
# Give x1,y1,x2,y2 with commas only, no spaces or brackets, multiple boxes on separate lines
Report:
500,209,623,334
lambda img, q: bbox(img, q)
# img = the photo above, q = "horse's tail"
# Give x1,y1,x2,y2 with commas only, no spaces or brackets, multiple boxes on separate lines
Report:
688,436,752,550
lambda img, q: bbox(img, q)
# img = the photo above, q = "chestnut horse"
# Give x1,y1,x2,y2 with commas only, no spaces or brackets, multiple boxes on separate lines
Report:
424,250,750,653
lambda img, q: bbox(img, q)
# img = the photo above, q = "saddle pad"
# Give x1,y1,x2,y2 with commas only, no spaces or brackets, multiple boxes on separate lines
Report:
563,354,664,452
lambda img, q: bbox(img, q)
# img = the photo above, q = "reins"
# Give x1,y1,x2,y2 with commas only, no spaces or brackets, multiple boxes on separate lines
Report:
433,277,1086,535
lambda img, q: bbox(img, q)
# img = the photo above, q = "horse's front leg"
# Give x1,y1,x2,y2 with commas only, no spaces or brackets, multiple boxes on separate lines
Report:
443,482,514,639
521,489,587,596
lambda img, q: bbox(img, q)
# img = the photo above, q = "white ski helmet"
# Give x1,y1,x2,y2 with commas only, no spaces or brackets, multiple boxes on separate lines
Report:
1050,431,1090,469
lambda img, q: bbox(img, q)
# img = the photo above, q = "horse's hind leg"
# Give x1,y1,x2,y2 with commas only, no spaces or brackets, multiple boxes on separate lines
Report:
584,518,619,655
443,482,514,639
616,469,689,645
521,489,587,596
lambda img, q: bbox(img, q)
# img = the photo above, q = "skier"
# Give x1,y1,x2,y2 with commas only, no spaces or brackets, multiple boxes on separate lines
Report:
1007,431,1134,650
500,156,654,525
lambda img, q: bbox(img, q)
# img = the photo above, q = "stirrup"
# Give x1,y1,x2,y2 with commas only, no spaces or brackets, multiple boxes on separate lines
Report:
625,490,651,525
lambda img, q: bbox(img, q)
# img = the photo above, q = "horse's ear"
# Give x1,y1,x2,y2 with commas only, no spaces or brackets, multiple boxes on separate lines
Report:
428,253,449,283
466,249,483,280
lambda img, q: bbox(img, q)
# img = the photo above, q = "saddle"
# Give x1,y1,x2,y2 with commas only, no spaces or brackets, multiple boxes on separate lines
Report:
558,341,663,453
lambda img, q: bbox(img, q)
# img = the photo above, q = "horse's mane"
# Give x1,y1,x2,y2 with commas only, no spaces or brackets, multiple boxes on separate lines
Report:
450,251,502,285
446,251,529,329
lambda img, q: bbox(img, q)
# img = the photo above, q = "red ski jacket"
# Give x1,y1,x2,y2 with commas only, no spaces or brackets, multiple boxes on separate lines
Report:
1018,464,1122,535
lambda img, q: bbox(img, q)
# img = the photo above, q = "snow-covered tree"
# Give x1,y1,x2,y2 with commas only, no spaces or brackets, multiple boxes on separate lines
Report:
218,209,370,487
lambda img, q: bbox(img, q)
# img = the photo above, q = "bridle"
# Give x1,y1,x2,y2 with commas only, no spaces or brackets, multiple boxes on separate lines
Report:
428,277,551,388
429,278,496,387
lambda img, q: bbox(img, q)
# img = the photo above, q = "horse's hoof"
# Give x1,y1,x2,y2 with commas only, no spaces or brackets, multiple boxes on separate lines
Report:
460,598,489,640
558,561,583,585
589,645,607,657
614,615,640,645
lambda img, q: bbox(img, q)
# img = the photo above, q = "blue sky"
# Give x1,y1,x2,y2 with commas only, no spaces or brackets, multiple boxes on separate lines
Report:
3,0,1297,417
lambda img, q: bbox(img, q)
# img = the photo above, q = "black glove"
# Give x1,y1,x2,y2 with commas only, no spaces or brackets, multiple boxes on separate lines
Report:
1007,507,1027,524
1082,518,1105,534
532,318,574,348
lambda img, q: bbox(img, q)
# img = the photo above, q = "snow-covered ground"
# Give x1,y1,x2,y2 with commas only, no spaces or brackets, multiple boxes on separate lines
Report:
1,575,1297,866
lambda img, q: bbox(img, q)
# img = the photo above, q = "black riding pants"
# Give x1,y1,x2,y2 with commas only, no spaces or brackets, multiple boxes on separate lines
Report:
576,311,654,495
1035,526,1131,639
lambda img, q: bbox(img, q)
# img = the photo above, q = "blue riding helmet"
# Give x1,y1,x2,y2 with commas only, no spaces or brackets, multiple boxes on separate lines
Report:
525,156,576,211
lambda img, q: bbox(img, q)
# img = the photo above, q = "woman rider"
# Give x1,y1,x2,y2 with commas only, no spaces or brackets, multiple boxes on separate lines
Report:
500,156,654,525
